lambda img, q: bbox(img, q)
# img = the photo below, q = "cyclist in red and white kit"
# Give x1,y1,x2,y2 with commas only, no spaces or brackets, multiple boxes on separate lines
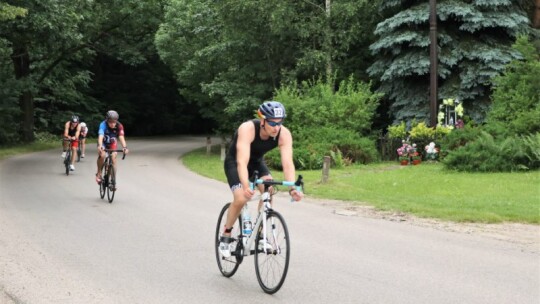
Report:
79,122,88,158
62,115,81,171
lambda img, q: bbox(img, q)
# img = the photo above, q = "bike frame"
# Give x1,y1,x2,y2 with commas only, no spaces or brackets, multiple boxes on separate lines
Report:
240,177,301,256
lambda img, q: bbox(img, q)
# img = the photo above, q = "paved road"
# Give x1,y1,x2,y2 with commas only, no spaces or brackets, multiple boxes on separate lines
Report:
1,138,538,304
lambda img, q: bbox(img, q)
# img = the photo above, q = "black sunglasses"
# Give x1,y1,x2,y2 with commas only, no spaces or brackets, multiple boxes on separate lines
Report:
266,120,283,127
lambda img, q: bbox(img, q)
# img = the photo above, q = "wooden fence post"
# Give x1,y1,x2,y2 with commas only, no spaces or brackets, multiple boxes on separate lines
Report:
206,136,211,155
321,156,331,183
220,140,226,161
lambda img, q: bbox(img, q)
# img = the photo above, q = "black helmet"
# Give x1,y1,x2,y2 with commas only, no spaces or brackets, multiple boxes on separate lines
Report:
258,101,286,119
71,115,79,123
106,110,119,120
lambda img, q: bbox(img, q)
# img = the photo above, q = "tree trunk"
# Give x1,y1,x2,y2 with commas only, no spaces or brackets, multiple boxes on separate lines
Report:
325,0,332,81
534,0,540,28
12,47,34,142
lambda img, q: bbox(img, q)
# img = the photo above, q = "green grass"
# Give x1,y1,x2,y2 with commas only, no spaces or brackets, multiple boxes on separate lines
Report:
182,146,540,224
0,141,59,160
0,138,97,160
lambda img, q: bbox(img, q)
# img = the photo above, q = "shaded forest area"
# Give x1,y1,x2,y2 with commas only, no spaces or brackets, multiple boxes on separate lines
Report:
0,0,538,144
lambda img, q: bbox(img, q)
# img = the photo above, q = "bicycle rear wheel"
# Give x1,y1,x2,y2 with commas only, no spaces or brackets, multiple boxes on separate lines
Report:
64,151,71,175
254,211,290,294
107,165,116,203
215,203,242,277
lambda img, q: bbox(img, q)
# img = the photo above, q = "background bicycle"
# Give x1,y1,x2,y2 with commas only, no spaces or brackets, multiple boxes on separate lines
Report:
215,172,303,294
62,138,76,175
98,149,126,203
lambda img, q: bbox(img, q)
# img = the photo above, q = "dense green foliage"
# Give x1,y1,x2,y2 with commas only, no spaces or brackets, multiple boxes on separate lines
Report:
0,0,199,144
1,0,537,163
369,0,531,123
486,36,540,137
442,37,540,172
155,0,381,135
263,77,381,170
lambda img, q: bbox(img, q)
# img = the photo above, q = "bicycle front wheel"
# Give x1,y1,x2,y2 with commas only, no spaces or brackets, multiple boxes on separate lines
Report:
99,165,107,199
254,210,290,294
107,165,116,203
64,151,71,175
215,203,242,277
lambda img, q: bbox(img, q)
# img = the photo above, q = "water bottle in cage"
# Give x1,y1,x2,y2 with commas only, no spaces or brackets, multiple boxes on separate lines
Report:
241,205,252,236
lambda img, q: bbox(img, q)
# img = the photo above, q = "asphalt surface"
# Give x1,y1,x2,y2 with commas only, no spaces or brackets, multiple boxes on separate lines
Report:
0,137,538,304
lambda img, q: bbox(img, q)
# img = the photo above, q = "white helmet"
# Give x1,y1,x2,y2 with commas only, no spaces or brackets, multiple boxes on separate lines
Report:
80,122,86,127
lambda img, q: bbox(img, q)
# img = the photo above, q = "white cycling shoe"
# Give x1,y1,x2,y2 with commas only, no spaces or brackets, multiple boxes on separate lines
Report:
69,164,75,171
219,236,234,258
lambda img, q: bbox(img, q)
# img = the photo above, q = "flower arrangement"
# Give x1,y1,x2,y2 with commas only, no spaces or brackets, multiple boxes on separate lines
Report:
424,142,439,161
397,140,420,164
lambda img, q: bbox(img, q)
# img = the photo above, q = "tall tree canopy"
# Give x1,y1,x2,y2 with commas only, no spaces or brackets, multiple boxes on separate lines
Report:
0,0,165,143
155,0,380,134
368,0,532,123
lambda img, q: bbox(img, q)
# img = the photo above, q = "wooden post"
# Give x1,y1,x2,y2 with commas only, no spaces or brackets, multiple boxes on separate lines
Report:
321,156,331,183
206,137,211,155
220,141,226,161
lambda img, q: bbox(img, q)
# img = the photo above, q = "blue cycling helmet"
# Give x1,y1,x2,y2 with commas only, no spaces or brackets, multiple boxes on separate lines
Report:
258,101,286,119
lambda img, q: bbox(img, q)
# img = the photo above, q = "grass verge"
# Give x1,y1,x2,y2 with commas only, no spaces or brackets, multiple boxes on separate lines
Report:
182,146,540,224
0,138,97,161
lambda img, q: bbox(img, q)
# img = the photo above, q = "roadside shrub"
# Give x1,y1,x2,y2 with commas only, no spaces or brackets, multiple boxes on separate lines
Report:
276,76,382,136
265,126,378,170
486,36,540,137
387,121,406,139
440,126,483,151
34,132,59,143
443,132,539,172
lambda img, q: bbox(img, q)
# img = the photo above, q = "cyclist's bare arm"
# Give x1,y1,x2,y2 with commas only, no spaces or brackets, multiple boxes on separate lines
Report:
236,121,255,195
75,124,81,139
278,127,303,201
63,121,70,138
97,134,105,152
119,135,129,154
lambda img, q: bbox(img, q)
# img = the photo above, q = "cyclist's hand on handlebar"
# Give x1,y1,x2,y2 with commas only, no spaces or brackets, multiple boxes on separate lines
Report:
243,187,255,200
290,189,304,202
123,147,129,155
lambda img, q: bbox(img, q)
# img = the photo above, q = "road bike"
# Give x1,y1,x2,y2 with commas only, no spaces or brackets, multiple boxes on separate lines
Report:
76,139,82,162
215,171,303,294
98,149,126,203
62,138,77,175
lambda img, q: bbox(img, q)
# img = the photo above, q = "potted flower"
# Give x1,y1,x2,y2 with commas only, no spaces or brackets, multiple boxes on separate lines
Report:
407,143,421,165
397,140,411,165
411,152,422,165
424,142,439,161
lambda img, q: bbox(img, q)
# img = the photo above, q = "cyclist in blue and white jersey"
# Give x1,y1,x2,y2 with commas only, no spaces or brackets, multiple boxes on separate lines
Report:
95,110,129,184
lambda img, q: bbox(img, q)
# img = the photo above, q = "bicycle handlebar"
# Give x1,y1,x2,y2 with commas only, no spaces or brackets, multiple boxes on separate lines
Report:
102,149,127,160
249,170,304,193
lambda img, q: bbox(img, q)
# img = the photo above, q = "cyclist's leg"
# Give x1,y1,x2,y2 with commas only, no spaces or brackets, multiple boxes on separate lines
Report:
62,136,68,157
96,147,106,182
223,160,251,233
81,137,86,157
71,140,78,166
